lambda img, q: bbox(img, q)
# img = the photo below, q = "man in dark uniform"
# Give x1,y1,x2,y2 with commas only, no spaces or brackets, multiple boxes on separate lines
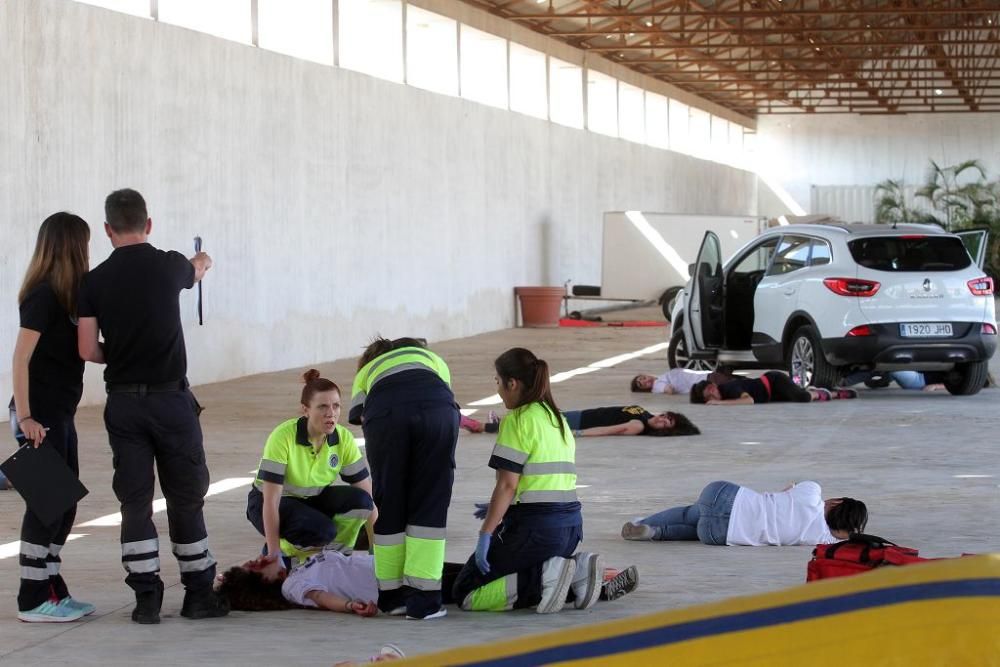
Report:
77,188,228,623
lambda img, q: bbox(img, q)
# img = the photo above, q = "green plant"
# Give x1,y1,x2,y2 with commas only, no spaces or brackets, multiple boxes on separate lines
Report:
914,159,990,231
873,179,937,225
874,160,1000,280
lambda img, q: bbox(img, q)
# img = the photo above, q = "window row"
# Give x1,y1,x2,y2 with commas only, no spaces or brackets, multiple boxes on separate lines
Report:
73,0,752,166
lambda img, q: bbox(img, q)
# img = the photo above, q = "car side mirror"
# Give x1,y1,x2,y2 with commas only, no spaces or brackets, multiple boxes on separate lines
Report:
688,263,696,278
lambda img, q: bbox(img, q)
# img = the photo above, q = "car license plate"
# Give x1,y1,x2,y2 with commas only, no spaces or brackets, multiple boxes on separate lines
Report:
899,322,953,337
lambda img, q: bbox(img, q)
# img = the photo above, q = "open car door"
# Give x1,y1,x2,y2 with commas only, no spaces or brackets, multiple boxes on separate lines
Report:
686,231,724,351
956,228,990,269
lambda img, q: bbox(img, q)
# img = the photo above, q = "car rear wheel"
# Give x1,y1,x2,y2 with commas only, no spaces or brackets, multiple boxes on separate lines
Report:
788,325,841,388
668,329,718,371
944,360,989,396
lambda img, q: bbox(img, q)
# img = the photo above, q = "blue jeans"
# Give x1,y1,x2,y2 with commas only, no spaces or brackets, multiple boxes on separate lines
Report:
639,481,740,545
842,370,925,390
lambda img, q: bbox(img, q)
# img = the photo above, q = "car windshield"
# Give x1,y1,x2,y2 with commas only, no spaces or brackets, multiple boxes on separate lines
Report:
847,236,972,272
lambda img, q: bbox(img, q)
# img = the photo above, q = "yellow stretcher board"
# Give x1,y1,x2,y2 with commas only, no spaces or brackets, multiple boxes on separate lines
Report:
404,554,1000,666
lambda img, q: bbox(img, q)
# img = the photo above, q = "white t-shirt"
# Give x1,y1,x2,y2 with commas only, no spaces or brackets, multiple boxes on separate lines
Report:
653,369,709,394
725,481,836,546
281,551,379,607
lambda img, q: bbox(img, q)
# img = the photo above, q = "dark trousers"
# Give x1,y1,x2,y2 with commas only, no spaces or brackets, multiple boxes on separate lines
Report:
363,394,458,618
246,485,374,549
452,521,582,610
766,371,813,403
105,390,215,593
16,413,79,611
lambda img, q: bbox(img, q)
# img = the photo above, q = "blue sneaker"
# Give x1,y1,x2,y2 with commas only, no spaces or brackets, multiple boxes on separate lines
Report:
58,597,96,616
17,600,85,623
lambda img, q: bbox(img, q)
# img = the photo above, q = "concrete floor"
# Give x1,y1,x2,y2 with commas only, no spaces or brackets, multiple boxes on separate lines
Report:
0,309,998,665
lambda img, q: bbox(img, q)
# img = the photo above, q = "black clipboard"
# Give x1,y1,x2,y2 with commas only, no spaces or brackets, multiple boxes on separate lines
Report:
1,443,88,526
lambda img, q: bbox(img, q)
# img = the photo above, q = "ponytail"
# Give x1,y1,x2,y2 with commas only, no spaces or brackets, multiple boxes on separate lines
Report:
494,348,565,440
301,369,340,406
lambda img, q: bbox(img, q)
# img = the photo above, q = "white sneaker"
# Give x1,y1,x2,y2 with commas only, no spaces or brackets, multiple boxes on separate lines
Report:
375,644,405,659
621,521,655,541
570,552,604,610
537,557,576,614
406,607,447,620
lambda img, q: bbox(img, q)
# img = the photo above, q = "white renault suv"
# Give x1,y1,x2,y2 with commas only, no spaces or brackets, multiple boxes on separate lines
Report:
668,223,996,395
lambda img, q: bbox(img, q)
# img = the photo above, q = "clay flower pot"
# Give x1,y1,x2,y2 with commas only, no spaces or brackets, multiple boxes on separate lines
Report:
515,286,565,328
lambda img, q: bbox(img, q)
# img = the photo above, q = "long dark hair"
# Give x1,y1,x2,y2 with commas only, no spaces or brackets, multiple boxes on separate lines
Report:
18,212,90,317
357,336,428,370
645,412,700,437
494,348,565,439
216,566,295,611
825,498,869,534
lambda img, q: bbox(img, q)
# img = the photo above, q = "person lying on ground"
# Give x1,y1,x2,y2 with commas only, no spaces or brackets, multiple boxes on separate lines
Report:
216,550,456,614
690,371,857,405
462,406,700,437
622,480,867,546
840,370,945,392
216,549,638,613
630,368,737,394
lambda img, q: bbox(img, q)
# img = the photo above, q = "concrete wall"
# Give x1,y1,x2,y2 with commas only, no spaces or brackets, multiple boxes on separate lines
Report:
756,113,1000,215
0,0,757,406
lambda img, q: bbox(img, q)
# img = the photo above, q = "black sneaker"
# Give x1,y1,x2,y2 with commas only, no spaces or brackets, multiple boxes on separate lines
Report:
600,565,639,601
180,588,230,619
131,581,164,624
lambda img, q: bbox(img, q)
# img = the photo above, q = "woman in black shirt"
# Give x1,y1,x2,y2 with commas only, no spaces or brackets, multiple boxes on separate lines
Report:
10,213,93,623
690,371,857,405
462,405,700,437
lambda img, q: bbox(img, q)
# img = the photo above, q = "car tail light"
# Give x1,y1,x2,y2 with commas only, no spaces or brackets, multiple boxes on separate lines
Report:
983,323,998,335
968,277,994,296
823,278,881,297
846,325,873,337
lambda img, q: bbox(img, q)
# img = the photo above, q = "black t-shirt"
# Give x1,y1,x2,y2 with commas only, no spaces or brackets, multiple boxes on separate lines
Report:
78,243,194,384
578,405,653,430
18,283,85,416
719,377,770,403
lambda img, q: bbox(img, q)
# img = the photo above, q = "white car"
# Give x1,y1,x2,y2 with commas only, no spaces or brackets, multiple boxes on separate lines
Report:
669,223,996,395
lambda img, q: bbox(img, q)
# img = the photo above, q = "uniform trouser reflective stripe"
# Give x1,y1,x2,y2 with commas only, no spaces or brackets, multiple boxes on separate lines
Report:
122,538,159,556
20,565,50,581
403,535,445,585
124,557,161,574
171,539,210,556
172,539,217,574
462,574,518,611
374,542,406,590
20,542,50,559
332,515,366,549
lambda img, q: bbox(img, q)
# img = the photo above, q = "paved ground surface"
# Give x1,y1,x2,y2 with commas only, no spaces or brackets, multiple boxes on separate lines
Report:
0,308,997,665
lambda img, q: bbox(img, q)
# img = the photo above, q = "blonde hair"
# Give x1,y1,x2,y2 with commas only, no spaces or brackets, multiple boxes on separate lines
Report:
18,213,91,317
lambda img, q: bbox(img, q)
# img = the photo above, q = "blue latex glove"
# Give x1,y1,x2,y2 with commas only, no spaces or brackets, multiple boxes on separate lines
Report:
475,532,492,574
473,502,489,520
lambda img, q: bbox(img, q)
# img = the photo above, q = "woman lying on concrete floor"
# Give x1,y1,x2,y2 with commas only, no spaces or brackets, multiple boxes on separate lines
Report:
216,550,638,613
690,371,858,405
630,368,738,394
622,480,867,547
462,405,700,437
